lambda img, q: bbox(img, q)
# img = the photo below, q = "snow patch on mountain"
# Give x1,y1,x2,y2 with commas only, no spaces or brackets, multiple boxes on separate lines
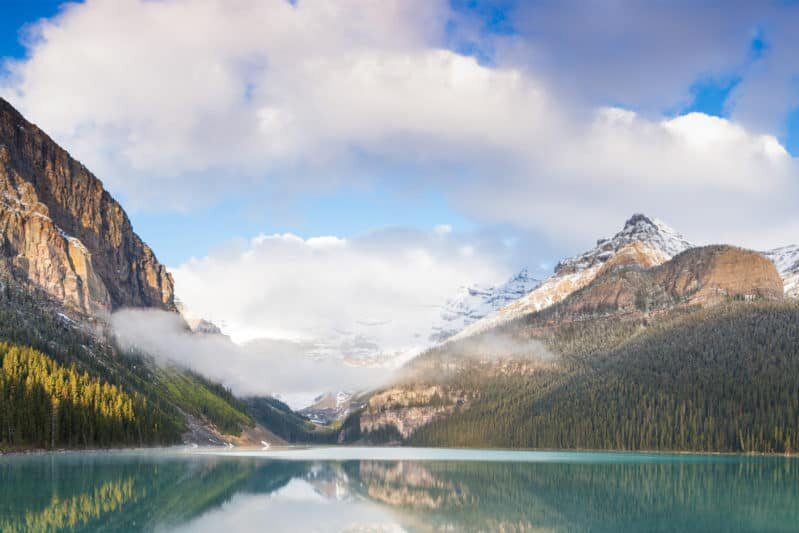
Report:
300,391,355,424
176,299,227,335
764,245,799,297
429,268,541,343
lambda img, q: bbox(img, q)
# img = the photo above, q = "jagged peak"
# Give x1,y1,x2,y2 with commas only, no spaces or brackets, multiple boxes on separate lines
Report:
623,212,658,229
555,214,693,276
617,213,685,240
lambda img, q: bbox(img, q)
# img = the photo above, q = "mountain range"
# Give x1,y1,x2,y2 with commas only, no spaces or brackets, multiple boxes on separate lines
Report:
1,94,799,453
349,215,799,452
446,214,799,344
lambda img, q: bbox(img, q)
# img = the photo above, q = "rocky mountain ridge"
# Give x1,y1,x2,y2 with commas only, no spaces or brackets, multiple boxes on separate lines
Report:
448,214,694,341
444,214,799,344
0,97,174,318
360,243,787,443
552,245,783,318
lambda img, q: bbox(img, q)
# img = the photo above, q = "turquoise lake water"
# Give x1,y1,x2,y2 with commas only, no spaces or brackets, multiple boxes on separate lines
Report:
0,447,797,532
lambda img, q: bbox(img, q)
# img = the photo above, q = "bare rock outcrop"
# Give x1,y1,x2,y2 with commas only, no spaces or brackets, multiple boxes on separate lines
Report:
0,97,174,316
360,386,468,439
560,245,784,317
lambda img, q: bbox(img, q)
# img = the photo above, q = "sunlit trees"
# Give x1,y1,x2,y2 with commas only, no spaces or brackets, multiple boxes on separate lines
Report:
0,343,177,448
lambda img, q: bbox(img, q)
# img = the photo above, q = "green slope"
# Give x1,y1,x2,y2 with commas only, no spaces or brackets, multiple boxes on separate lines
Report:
0,277,252,448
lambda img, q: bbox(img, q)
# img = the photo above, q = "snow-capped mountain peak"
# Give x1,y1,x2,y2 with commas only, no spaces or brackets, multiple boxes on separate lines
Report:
429,267,541,342
448,213,694,342
555,214,693,275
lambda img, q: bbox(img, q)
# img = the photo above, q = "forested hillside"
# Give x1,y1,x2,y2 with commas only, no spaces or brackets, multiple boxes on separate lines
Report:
0,343,179,448
245,396,337,443
410,302,799,453
0,278,252,449
0,97,259,449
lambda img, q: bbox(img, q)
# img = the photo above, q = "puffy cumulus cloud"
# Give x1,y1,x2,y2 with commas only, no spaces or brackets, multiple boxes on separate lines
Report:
170,227,511,360
1,0,452,206
452,107,799,249
2,0,798,245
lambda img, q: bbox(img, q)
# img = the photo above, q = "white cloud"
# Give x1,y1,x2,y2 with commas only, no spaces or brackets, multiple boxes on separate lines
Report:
499,0,799,132
452,107,798,249
171,227,509,360
1,0,797,246
1,0,451,206
4,0,798,402
111,308,390,405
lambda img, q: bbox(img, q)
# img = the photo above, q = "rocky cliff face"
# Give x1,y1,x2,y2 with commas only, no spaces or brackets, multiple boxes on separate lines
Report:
0,97,174,316
360,385,468,439
658,246,784,304
300,391,354,424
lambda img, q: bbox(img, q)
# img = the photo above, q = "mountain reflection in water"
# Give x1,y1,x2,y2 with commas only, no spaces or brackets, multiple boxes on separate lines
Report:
0,449,798,532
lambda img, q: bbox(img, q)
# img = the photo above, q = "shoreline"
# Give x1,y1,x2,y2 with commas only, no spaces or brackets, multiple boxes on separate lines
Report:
3,444,797,460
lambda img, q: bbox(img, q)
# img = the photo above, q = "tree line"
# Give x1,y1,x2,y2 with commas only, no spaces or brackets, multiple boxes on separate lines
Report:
0,342,180,449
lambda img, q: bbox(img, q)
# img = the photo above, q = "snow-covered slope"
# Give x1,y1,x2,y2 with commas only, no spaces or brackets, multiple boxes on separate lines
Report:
429,268,541,342
449,214,694,341
764,245,799,297
300,391,354,424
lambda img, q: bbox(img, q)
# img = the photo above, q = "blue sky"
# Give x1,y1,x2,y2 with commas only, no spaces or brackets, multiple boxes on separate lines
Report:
0,1,64,58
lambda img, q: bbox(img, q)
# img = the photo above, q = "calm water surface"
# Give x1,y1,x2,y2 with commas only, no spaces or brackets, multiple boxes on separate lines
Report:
0,447,797,532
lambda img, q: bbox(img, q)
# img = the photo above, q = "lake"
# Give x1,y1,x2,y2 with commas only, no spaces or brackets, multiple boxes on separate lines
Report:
0,447,797,532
